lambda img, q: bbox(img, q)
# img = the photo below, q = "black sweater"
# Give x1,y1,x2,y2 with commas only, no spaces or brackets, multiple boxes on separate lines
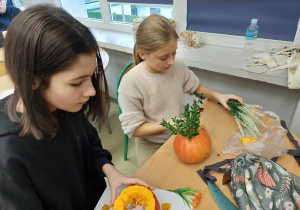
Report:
0,6,21,31
0,97,112,210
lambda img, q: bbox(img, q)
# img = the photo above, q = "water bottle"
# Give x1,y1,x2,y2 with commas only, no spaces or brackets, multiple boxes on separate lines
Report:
243,18,259,61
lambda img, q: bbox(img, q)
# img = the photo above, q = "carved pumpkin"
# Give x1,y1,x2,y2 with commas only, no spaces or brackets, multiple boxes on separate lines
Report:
173,130,212,163
113,185,160,210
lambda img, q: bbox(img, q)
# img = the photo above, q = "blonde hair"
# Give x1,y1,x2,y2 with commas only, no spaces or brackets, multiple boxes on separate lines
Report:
133,14,178,66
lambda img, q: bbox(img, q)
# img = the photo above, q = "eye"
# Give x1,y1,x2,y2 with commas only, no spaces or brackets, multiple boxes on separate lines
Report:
161,57,167,61
71,82,82,87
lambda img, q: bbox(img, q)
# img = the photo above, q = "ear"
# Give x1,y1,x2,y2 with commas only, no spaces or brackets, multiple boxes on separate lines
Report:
33,78,42,90
137,50,146,60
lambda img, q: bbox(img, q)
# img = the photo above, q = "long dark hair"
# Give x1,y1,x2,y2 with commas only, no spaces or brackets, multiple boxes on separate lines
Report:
4,4,109,139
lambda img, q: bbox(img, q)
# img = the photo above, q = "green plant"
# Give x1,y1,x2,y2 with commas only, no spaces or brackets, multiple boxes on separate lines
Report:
168,187,201,209
226,100,266,137
160,93,205,140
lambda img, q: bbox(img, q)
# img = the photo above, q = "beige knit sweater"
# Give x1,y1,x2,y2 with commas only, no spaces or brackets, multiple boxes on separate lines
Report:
118,58,200,143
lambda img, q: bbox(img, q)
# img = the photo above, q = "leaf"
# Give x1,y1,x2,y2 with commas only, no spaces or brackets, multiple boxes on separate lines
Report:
160,93,205,140
256,164,276,188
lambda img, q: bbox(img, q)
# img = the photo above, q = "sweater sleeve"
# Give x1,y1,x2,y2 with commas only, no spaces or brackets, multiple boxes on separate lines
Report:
0,150,44,209
179,59,200,94
118,75,146,138
86,121,113,176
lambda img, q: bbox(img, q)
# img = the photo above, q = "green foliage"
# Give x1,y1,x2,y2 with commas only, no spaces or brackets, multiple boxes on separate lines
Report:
87,11,102,19
111,13,140,23
160,93,205,140
168,187,199,210
227,100,266,137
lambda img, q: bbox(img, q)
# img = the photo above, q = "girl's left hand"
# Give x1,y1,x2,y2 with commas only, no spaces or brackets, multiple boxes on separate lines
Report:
216,94,243,111
102,164,155,205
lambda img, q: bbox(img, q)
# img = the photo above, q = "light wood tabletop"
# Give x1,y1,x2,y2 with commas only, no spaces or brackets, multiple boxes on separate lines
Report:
0,47,109,94
133,100,300,209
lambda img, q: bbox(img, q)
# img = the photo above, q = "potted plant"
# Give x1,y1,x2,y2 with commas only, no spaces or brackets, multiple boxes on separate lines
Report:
160,93,212,164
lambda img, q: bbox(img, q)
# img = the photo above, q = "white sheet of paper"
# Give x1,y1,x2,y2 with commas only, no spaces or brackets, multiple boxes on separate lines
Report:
94,184,190,210
0,89,14,100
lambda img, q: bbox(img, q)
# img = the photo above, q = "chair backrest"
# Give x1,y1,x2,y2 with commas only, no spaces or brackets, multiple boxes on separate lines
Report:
116,61,134,114
0,61,7,77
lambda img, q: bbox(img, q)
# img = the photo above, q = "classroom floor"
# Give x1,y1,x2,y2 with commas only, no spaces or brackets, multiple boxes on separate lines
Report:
91,101,139,177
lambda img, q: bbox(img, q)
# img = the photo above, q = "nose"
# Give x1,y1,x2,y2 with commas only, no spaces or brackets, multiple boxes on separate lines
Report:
167,57,174,66
83,81,96,97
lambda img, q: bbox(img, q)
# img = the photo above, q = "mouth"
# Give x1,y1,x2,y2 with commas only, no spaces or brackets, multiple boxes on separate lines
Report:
79,100,88,105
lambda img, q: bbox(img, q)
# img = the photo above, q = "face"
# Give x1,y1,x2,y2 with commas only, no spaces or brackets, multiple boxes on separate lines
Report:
0,0,6,14
139,39,177,74
41,53,97,112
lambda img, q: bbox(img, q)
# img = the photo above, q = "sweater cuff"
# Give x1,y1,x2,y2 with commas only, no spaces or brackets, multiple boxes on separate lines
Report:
95,157,114,177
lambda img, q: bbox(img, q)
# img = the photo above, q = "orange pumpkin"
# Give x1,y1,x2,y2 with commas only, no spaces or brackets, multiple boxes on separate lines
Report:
173,130,212,163
113,185,160,210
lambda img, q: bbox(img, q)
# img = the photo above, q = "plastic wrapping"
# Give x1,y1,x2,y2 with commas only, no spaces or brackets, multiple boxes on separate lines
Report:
222,111,288,157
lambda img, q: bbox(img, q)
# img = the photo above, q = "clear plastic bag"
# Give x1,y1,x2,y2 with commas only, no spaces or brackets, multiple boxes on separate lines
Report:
222,111,288,157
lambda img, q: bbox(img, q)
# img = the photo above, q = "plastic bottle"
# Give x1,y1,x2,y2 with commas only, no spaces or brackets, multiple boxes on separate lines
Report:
243,18,259,61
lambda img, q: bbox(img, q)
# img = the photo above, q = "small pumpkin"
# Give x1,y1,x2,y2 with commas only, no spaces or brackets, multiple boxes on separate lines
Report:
113,185,160,210
173,130,212,163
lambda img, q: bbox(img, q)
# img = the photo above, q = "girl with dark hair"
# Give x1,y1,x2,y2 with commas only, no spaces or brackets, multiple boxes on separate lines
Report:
0,4,152,209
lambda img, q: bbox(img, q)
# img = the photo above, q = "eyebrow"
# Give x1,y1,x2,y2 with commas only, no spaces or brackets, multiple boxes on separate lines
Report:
158,48,178,57
70,75,91,81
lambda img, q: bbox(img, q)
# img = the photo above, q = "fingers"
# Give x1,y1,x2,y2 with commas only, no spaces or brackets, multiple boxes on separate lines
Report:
227,94,244,104
132,205,146,210
223,103,231,111
124,178,155,190
110,187,117,205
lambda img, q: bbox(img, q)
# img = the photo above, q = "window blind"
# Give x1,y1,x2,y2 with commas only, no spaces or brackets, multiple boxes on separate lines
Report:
187,0,300,41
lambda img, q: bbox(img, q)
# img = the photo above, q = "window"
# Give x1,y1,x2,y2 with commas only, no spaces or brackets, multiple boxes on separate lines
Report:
60,0,102,20
11,0,25,10
59,0,177,33
85,0,102,20
109,4,170,23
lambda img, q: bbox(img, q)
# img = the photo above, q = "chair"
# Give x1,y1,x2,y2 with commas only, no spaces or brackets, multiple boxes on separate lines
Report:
0,61,7,77
116,61,134,160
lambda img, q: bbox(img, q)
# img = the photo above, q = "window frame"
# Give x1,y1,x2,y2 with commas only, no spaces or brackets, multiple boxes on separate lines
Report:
22,0,290,51
57,0,182,34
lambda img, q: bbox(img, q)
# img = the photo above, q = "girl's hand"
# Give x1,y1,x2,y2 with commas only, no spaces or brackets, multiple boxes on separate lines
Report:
132,205,146,210
216,93,243,111
102,164,155,205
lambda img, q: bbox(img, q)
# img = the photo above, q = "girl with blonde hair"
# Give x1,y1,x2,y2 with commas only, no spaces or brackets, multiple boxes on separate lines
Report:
118,14,243,167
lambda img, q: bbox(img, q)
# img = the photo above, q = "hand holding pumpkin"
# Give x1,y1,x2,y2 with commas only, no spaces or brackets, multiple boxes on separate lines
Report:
102,163,155,204
131,205,146,210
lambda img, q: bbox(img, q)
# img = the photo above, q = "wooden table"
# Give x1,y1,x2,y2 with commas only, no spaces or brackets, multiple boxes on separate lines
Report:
0,47,109,93
134,100,300,209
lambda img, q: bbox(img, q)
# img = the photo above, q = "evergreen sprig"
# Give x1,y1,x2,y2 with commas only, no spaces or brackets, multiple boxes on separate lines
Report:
227,100,266,137
160,93,205,140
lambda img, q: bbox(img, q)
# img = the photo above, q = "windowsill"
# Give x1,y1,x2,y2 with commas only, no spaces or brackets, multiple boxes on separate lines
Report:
91,28,289,88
